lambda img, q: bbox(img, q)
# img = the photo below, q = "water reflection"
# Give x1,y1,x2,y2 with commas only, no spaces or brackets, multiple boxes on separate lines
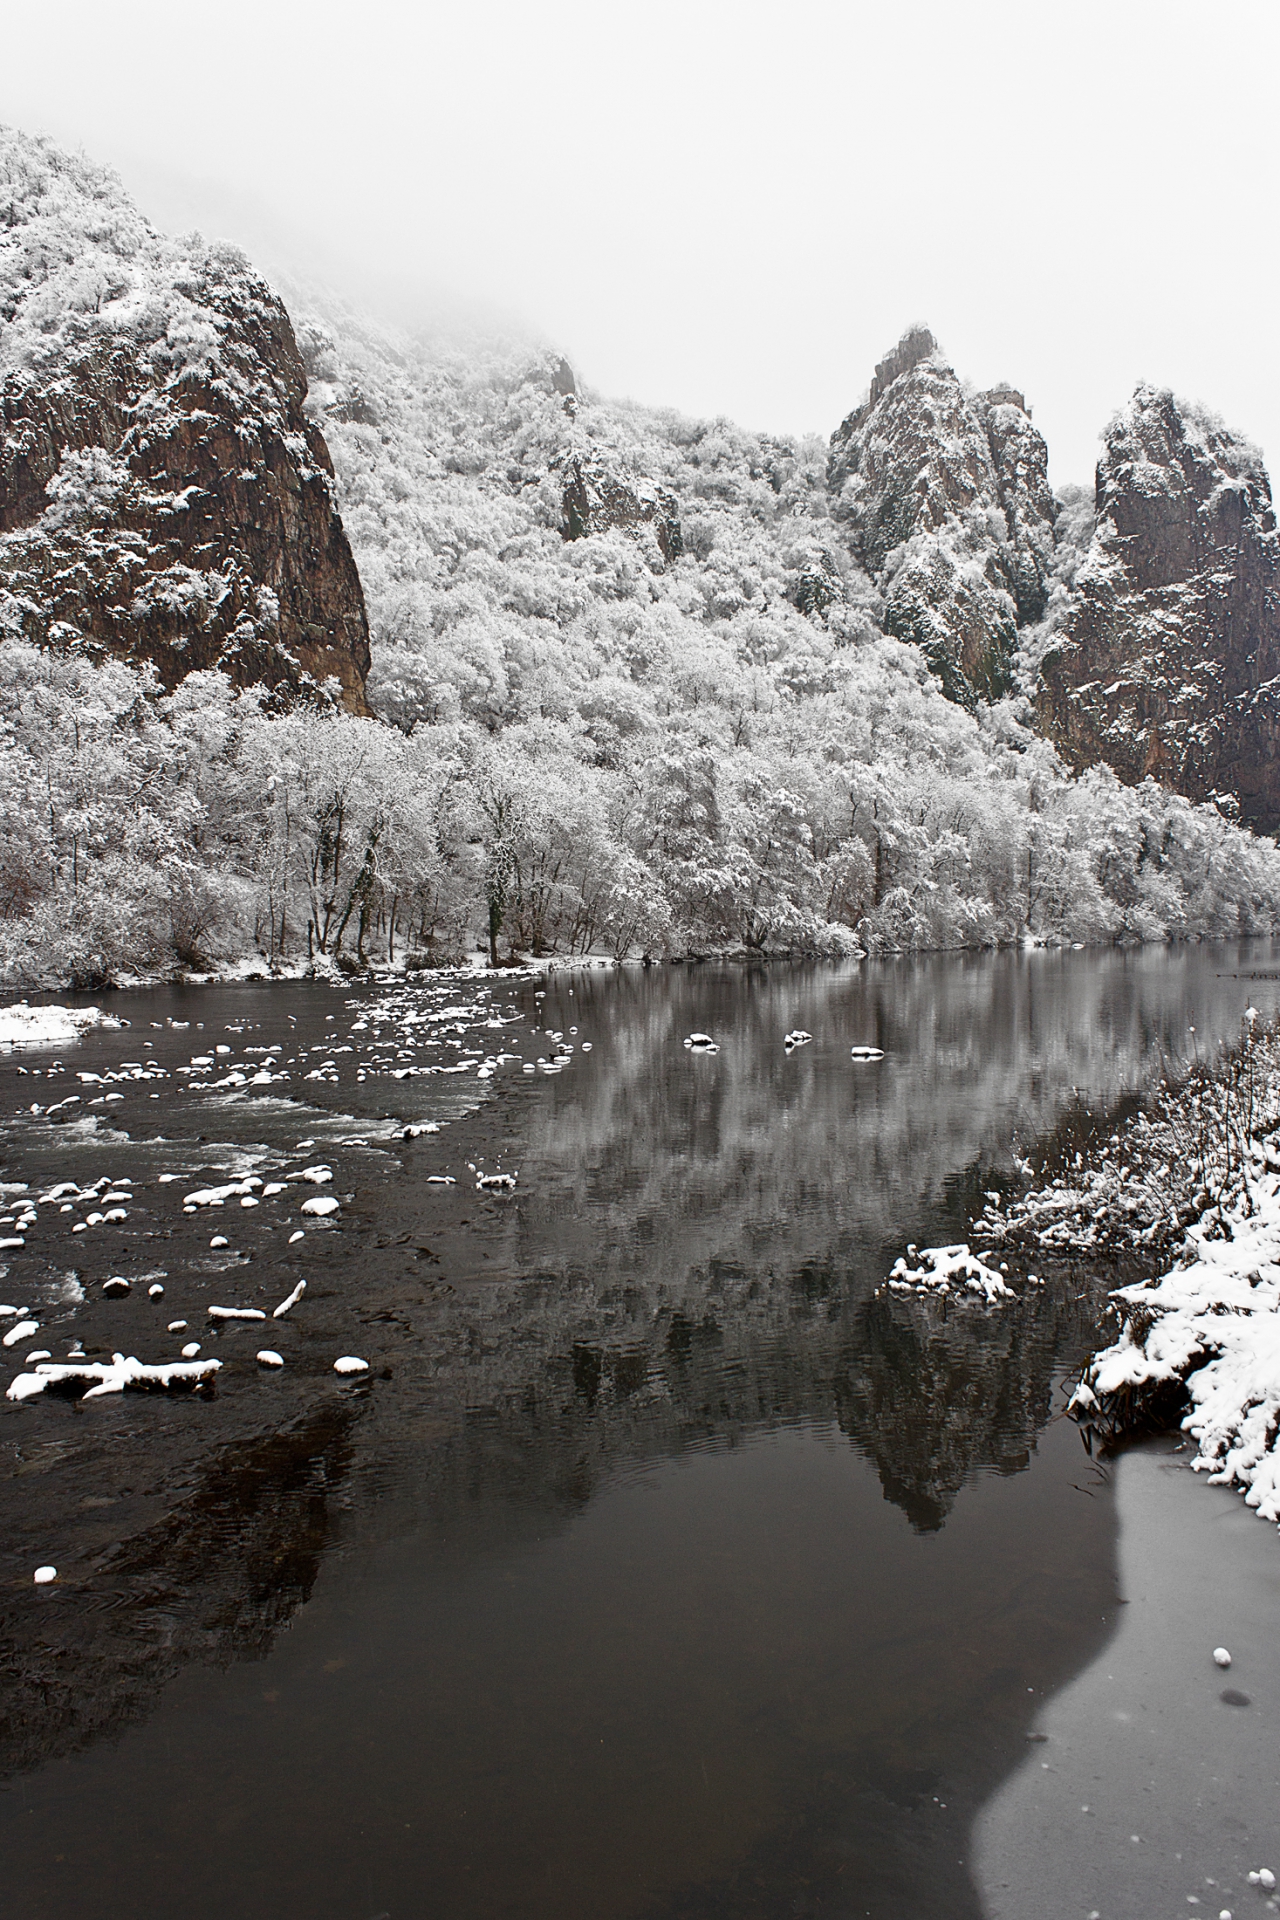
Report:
0,1402,352,1779
0,944,1275,1917
836,1286,1097,1533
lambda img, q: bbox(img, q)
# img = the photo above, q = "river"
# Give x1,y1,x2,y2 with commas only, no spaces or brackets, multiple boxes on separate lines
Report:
1,943,1277,1919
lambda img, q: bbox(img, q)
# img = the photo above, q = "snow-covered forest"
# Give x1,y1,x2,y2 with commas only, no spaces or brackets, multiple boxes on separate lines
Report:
4,132,1280,984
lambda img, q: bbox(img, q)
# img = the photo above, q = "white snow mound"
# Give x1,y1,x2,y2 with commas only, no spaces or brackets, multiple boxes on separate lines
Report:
887,1244,1013,1303
6,1353,221,1402
0,1002,121,1049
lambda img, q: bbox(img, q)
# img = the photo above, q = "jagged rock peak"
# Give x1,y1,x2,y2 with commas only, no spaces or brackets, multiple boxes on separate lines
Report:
827,327,1053,707
864,323,938,417
978,384,1029,415
1097,384,1273,588
0,126,370,711
1037,383,1280,832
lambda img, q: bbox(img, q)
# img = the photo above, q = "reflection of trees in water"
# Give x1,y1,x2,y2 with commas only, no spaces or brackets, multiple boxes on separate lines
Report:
528,948,1267,1280
0,1403,353,1780
346,1245,1103,1567
835,1285,1098,1532
388,946,1256,1541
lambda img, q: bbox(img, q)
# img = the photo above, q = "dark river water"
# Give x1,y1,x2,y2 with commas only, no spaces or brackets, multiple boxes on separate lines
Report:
1,944,1278,1920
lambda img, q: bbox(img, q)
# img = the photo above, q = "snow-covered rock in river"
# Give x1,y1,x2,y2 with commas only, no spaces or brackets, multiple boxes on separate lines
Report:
0,1001,120,1048
886,1243,1014,1303
6,1352,221,1401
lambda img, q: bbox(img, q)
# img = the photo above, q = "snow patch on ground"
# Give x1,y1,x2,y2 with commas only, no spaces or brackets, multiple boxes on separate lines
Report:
1072,1152,1280,1524
0,1002,121,1049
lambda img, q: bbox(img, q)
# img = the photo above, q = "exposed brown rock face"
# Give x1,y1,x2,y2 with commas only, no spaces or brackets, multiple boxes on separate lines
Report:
1037,386,1280,833
828,328,1054,706
560,450,682,564
0,129,370,711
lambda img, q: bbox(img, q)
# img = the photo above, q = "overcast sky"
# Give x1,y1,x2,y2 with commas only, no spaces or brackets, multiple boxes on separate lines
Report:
3,0,1275,484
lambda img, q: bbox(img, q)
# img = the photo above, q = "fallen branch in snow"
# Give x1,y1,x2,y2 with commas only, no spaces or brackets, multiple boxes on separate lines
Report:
273,1279,306,1317
6,1352,221,1402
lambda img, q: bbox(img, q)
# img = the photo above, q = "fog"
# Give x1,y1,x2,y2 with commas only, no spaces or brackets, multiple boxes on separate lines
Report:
3,0,1276,484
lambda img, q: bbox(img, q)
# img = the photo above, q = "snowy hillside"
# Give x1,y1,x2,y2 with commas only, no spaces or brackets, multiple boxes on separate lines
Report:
3,127,1280,983
0,126,369,708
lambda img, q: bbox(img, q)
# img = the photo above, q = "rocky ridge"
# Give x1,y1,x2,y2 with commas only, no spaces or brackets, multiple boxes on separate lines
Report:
2,118,1276,844
828,327,1055,706
0,128,370,711
827,328,1280,832
1036,384,1280,832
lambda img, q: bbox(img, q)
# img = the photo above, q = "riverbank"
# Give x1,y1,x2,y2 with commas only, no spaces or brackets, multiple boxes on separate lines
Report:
965,1017,1280,1528
0,927,1255,997
975,1436,1280,1920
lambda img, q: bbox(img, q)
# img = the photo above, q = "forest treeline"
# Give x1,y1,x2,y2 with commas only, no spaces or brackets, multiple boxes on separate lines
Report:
4,629,1278,986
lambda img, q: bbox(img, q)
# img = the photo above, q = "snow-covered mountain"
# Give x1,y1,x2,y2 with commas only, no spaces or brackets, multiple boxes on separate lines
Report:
1036,385,1280,832
824,329,1280,836
0,128,370,711
4,125,1280,982
827,326,1055,706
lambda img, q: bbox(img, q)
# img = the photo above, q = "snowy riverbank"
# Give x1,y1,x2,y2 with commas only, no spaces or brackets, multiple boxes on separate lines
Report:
976,1438,1280,1919
887,1018,1280,1531
1038,1019,1280,1527
1069,1158,1280,1523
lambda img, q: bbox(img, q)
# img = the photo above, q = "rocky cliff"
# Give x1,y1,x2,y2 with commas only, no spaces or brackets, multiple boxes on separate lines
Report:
828,327,1054,706
829,329,1280,833
0,129,370,711
1035,385,1280,833
558,442,683,564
